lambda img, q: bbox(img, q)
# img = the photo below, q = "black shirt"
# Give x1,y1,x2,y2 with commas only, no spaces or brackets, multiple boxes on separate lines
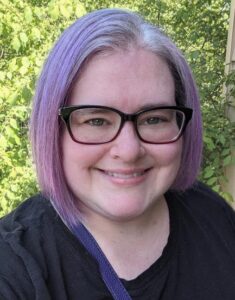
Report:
1,182,235,299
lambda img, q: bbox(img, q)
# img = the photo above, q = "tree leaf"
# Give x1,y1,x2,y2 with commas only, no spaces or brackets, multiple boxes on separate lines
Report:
19,32,28,45
11,36,21,52
24,7,33,23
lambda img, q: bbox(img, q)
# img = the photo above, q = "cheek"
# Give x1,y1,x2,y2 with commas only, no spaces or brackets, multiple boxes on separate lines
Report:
61,132,107,171
151,140,182,167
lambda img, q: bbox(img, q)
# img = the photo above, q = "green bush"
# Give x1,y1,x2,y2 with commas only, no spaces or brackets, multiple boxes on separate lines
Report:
0,0,234,216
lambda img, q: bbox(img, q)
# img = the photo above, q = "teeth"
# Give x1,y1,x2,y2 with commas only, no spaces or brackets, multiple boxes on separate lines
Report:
106,171,144,179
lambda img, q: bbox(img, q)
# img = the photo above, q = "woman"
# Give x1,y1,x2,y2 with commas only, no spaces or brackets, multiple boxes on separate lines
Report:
1,8,235,300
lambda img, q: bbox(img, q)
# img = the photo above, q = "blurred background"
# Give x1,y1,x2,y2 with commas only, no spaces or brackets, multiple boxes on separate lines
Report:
0,0,235,216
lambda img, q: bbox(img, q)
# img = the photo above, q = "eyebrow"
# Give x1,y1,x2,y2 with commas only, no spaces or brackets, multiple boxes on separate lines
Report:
79,108,113,114
137,102,175,111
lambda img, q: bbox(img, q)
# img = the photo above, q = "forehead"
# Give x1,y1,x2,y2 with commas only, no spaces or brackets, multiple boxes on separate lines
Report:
69,49,175,110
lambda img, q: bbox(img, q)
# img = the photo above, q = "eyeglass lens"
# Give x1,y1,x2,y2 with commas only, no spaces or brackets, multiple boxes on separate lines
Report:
69,107,185,144
70,108,120,143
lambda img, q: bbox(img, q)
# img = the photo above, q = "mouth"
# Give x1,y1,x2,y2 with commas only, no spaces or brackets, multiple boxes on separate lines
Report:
104,170,147,179
96,168,152,184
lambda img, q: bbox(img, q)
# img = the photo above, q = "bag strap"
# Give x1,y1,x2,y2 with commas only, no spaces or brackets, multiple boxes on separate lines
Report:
72,223,132,300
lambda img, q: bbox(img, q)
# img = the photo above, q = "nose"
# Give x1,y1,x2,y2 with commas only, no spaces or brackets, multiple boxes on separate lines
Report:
109,122,145,162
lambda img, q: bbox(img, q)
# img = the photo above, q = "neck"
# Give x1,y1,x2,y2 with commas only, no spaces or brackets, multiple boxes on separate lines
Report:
82,196,170,280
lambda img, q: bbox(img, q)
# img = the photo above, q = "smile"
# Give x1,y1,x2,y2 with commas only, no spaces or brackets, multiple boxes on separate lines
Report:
105,171,146,179
95,168,152,186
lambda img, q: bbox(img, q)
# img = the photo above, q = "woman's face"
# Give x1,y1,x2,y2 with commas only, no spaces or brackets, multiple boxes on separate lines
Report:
62,49,182,222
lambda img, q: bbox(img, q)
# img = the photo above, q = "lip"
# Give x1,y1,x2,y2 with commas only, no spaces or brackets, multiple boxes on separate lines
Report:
96,167,152,186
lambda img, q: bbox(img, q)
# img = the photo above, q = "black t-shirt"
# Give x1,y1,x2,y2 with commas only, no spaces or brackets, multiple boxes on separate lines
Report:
1,182,235,299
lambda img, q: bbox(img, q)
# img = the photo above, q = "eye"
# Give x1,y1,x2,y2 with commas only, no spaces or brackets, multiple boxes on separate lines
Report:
144,117,165,124
141,116,168,125
85,118,108,126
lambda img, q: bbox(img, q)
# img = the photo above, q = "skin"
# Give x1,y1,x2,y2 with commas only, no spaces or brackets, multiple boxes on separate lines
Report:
62,48,183,279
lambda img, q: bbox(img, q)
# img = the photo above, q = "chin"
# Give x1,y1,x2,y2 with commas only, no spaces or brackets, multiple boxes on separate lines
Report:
99,198,155,222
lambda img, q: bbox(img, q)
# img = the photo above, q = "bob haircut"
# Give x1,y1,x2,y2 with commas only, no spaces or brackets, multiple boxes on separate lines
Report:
30,8,202,227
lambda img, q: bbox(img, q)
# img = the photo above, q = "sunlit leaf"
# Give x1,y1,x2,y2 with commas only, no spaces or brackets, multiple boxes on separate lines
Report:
49,6,60,20
24,7,33,23
31,27,41,40
60,5,71,18
19,32,28,45
0,71,6,81
11,36,21,52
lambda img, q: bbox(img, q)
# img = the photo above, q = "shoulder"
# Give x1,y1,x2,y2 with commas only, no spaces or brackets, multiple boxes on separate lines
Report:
0,193,63,244
168,181,235,230
0,195,101,298
179,181,233,211
169,181,232,208
0,193,62,256
0,193,55,230
0,194,57,299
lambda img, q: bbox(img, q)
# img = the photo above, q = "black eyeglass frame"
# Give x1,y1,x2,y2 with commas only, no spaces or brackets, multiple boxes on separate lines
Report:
58,105,193,145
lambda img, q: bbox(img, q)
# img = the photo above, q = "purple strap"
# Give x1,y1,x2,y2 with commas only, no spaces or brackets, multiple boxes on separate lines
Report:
72,223,132,300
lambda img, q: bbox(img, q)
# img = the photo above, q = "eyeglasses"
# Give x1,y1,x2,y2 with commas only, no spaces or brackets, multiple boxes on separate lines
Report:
58,105,193,145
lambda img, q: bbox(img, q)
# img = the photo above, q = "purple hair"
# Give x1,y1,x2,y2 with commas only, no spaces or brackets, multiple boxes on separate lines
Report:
30,8,202,226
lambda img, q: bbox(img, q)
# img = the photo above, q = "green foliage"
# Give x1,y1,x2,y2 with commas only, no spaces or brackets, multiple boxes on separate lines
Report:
0,0,86,216
136,0,235,201
0,0,234,216
160,0,235,201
